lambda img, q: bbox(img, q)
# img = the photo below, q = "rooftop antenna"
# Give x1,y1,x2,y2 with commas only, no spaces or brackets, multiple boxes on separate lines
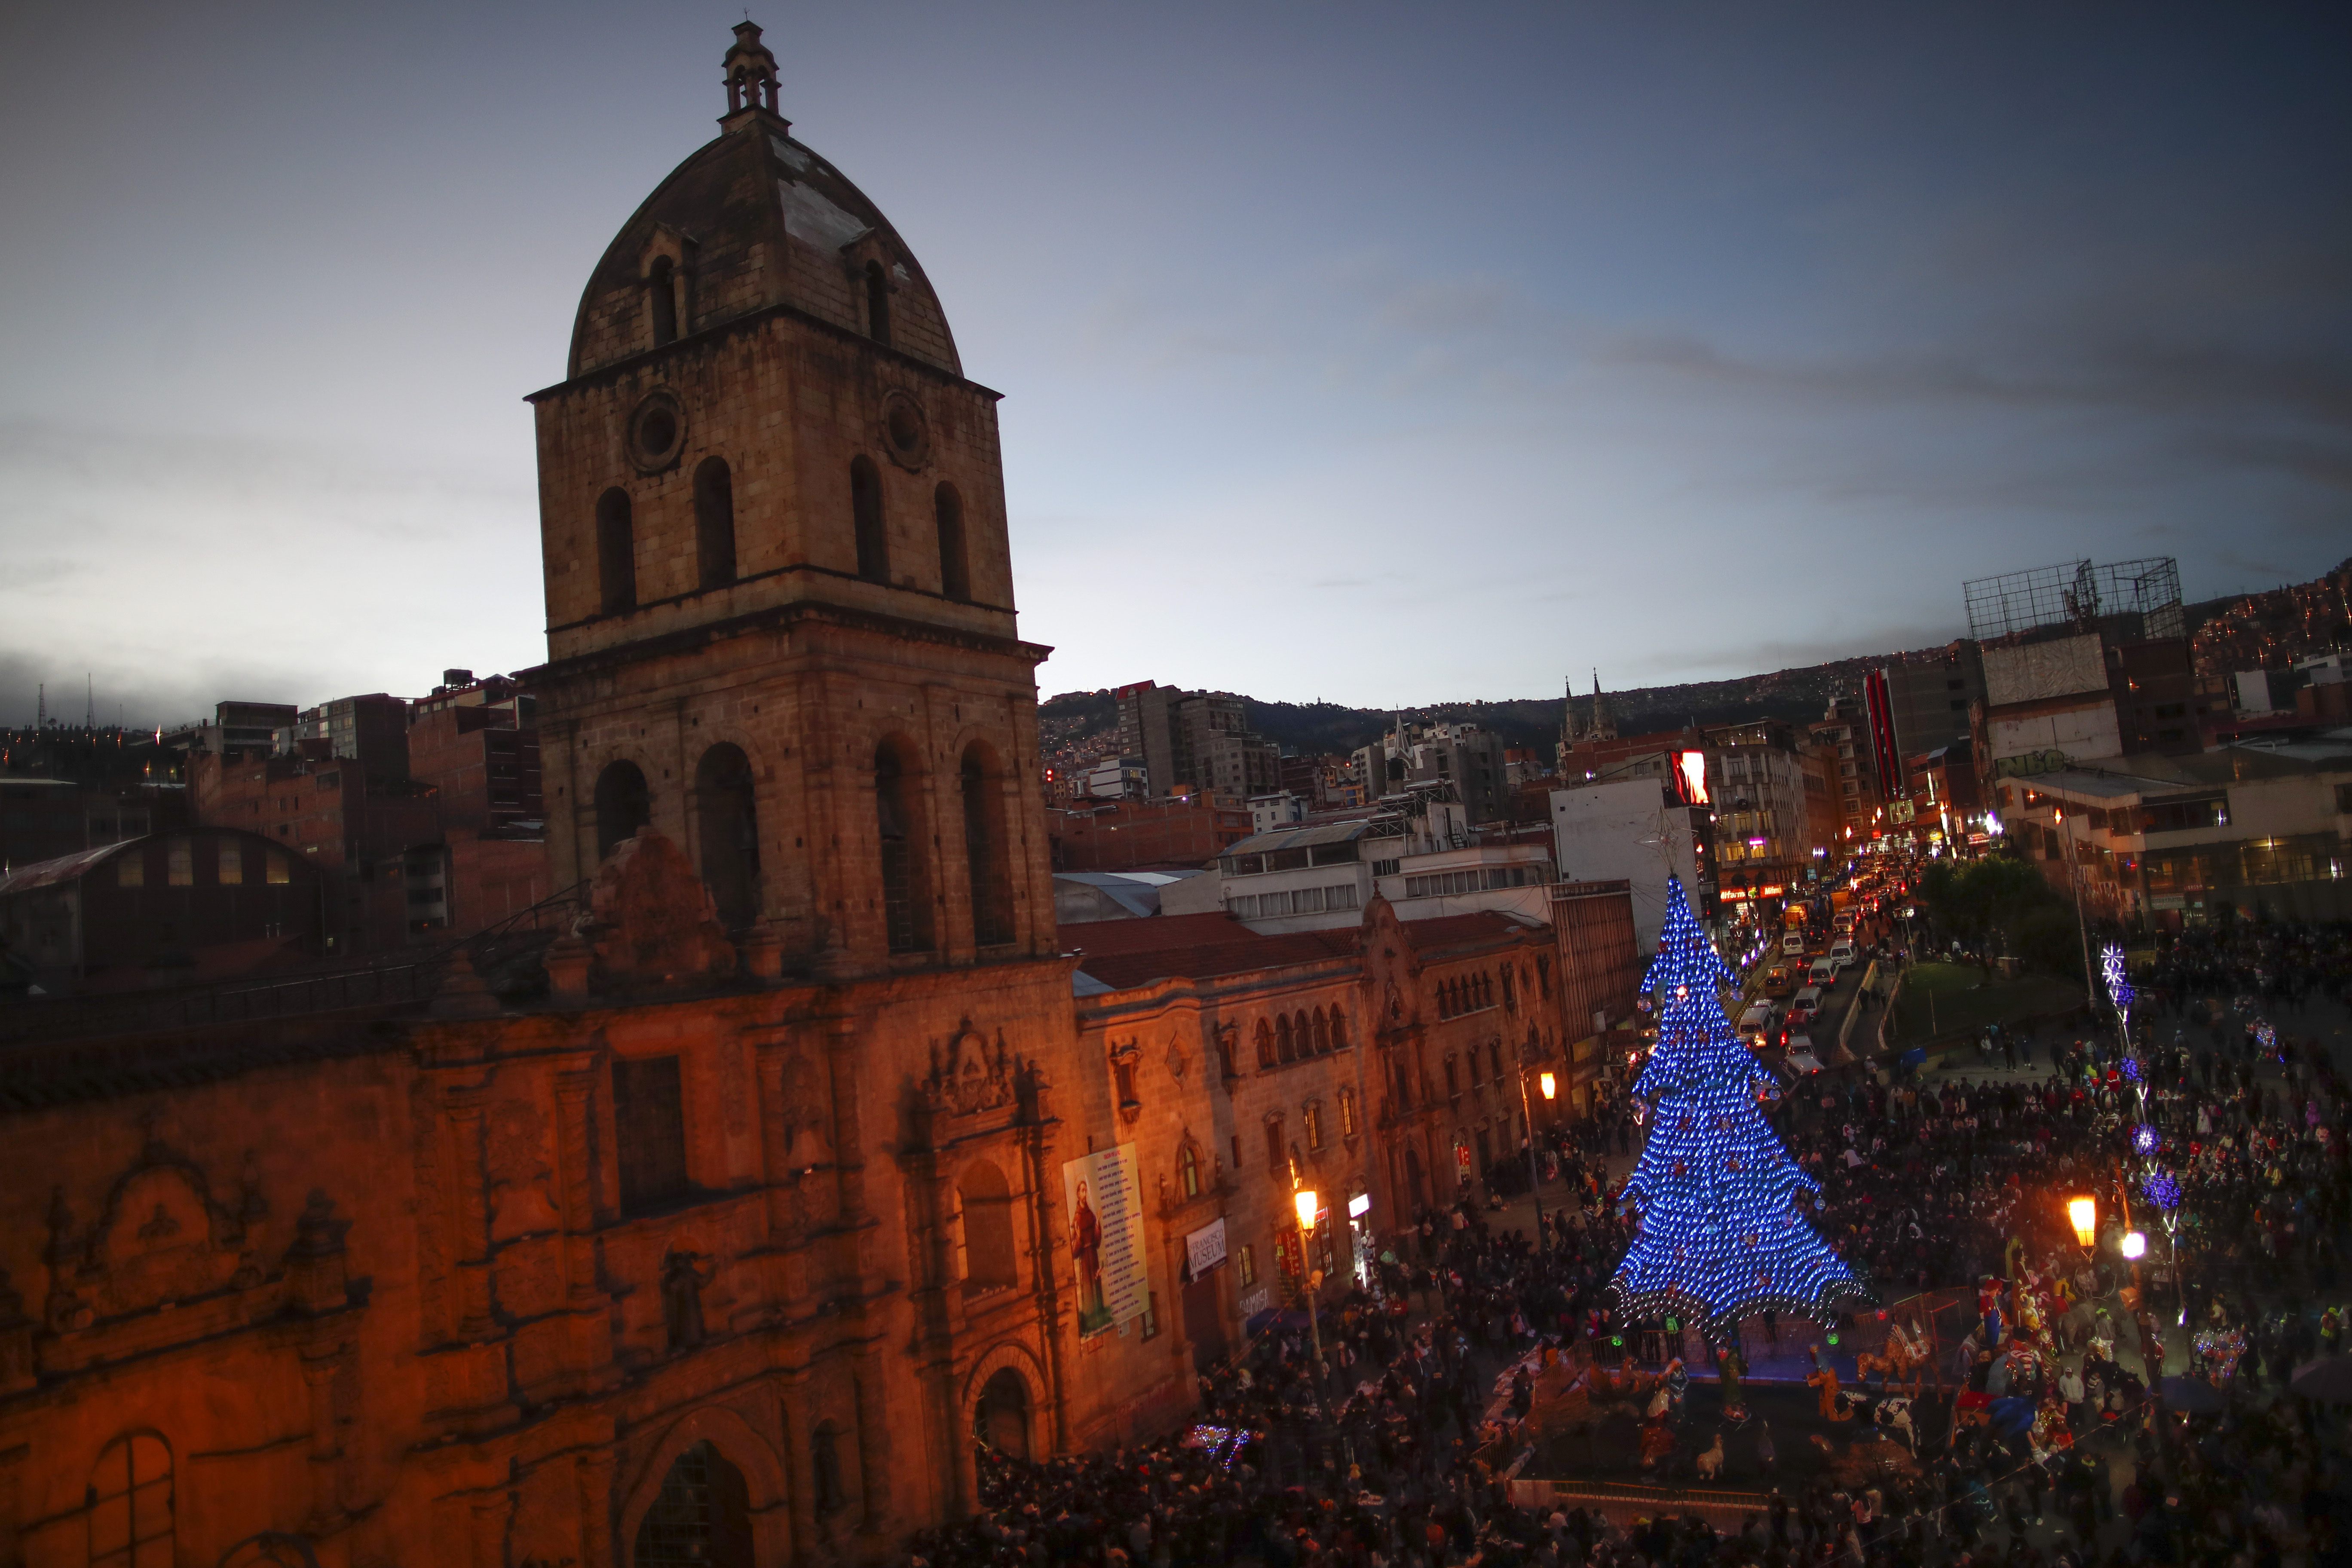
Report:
36,683,45,728
86,674,94,730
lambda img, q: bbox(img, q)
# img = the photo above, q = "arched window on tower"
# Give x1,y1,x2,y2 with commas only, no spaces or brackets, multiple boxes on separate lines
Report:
934,482,970,601
594,760,651,861
851,456,888,584
1275,1014,1293,1064
694,457,736,590
1255,1020,1274,1070
596,487,637,615
693,743,760,930
960,741,1013,946
875,737,931,953
959,1159,1016,1294
1329,1004,1349,1048
648,255,679,348
87,1432,173,1568
1311,1008,1330,1054
864,260,891,347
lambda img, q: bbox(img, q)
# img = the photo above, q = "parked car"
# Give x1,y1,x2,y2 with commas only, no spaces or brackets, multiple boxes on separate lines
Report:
1787,986,1822,1025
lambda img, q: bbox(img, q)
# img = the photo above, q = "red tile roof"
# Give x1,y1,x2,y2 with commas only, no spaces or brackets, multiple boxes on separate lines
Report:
1396,911,1544,956
1061,913,1358,992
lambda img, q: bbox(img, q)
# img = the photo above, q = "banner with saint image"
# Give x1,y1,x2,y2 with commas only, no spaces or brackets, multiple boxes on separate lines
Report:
1063,1144,1147,1337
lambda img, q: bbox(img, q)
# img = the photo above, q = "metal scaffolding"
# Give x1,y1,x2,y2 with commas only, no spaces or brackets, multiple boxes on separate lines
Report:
1962,557,2183,644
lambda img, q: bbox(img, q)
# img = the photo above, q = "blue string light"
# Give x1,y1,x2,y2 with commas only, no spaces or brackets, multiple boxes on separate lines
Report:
1606,875,1874,1337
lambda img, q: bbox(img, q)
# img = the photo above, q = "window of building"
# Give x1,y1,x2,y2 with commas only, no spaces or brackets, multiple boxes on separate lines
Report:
1444,1055,1459,1099
633,1441,752,1568
934,482,970,601
116,853,143,888
875,738,932,953
1339,1089,1357,1138
594,760,652,861
1255,1020,1275,1070
959,1160,1017,1293
1238,1244,1256,1287
647,256,679,348
693,744,761,930
1275,1015,1294,1063
694,457,736,590
850,456,888,583
87,1432,173,1568
216,841,241,885
1329,1005,1348,1047
613,1054,689,1215
596,487,636,615
1264,1118,1285,1173
961,742,1014,946
265,851,290,885
1303,1102,1324,1151
863,260,891,346
1178,1143,1199,1199
166,842,192,887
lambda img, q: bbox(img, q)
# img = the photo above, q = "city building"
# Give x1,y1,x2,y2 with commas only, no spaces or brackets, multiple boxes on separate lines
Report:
0,827,326,993
1991,731,2352,926
1700,718,1816,910
159,699,297,757
1048,795,1253,872
1113,682,1280,800
1549,778,1706,951
1352,718,1511,827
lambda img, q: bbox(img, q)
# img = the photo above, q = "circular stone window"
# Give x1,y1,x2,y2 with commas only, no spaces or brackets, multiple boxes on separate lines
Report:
627,390,686,473
879,389,930,470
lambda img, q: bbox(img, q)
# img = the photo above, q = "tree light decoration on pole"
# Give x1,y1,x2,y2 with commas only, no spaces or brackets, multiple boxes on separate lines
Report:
2140,1169,2182,1211
2130,1124,2162,1158
2101,942,2133,1049
1605,875,1871,1337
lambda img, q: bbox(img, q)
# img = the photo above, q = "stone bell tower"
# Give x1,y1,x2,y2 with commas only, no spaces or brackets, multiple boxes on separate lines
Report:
524,24,1056,980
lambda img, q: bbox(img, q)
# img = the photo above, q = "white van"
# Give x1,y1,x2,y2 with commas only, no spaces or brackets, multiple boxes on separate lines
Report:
1736,1001,1776,1042
1787,987,1823,1025
1782,931,1808,956
1809,957,1838,988
1829,938,1856,968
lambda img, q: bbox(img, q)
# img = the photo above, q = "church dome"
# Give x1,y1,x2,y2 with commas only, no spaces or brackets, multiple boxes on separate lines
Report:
565,23,961,382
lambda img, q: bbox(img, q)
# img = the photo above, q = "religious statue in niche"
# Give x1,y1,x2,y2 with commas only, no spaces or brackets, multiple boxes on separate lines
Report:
660,1248,715,1354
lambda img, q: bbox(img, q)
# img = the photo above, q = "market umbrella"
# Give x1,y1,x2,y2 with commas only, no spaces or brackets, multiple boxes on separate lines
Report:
2288,1356,2352,1404
2158,1375,2226,1415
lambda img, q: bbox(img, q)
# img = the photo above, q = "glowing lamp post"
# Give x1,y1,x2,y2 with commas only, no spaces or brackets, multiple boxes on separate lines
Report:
2067,1195,2098,1251
1519,1063,1559,1249
2119,1230,2147,1261
1294,1187,1326,1388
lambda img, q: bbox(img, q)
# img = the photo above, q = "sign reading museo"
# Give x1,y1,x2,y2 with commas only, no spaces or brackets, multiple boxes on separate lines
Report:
1063,1145,1148,1338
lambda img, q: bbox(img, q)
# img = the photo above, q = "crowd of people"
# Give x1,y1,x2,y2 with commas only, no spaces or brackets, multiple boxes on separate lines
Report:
906,916,2352,1567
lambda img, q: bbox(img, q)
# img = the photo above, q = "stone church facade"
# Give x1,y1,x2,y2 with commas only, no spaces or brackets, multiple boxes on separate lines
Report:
0,28,1191,1568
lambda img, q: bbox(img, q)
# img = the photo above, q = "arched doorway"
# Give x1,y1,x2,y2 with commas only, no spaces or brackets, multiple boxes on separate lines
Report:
632,1440,753,1568
974,1367,1030,1461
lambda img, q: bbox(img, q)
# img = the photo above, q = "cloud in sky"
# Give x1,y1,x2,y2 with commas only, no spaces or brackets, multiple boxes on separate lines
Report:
0,0,2345,724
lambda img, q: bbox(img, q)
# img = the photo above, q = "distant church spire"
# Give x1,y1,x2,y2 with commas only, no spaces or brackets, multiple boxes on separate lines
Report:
1589,669,1617,742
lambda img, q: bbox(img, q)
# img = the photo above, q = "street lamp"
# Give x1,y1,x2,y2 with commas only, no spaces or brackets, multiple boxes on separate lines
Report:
1519,1064,1559,1250
2120,1230,2147,1261
1294,1187,1325,1386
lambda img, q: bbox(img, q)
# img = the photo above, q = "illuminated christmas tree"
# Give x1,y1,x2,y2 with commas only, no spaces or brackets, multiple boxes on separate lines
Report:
1608,875,1873,1342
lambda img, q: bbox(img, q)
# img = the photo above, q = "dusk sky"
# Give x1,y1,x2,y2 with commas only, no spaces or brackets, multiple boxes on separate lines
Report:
1,3,2345,728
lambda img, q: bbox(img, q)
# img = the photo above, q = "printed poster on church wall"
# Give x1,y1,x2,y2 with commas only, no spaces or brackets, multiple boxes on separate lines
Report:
1063,1144,1147,1338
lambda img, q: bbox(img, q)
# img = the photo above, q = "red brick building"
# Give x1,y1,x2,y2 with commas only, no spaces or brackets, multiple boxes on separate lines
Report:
1047,796,1252,871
